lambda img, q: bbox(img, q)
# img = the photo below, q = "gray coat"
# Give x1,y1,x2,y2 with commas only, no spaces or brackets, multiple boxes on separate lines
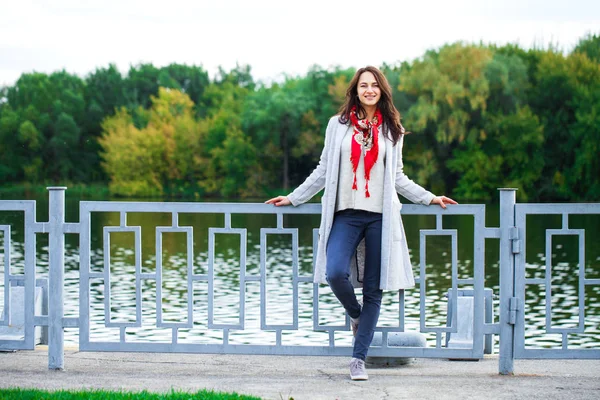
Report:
287,116,436,290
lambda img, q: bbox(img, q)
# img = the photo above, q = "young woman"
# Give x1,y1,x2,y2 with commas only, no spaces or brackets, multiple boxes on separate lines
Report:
266,66,457,380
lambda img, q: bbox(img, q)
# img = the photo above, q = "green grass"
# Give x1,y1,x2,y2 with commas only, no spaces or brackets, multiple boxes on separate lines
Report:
0,388,262,400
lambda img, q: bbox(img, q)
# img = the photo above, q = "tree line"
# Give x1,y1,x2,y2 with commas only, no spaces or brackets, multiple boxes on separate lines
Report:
1,34,598,201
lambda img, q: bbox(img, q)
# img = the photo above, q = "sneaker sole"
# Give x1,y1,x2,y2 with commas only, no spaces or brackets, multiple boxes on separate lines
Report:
350,374,368,381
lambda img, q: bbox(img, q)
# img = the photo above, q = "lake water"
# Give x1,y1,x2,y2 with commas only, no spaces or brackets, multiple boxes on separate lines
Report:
1,194,599,350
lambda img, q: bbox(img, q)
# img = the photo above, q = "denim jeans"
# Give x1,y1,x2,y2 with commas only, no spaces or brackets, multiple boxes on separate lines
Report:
326,209,383,360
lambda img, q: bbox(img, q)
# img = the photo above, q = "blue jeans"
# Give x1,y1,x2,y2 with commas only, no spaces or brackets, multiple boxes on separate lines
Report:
326,209,383,360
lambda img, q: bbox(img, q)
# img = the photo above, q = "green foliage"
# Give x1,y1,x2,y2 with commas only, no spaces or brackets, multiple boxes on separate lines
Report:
524,49,600,200
99,89,204,197
573,33,600,63
449,106,544,201
1,34,600,201
399,43,494,195
198,79,259,197
0,71,90,182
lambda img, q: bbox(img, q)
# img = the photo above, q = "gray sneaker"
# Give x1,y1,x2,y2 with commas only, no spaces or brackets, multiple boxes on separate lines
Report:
350,357,368,380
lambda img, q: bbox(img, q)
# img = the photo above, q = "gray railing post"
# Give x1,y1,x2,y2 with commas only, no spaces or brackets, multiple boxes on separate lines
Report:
498,188,517,375
47,186,66,370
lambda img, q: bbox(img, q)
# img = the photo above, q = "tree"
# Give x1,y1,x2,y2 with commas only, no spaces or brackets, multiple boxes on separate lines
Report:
398,43,493,195
242,80,315,190
448,106,544,201
99,88,206,197
0,71,88,182
198,77,259,197
573,33,600,63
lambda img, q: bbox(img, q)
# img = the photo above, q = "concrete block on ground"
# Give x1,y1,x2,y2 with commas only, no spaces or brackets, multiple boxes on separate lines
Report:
0,286,44,344
447,296,475,349
366,331,427,366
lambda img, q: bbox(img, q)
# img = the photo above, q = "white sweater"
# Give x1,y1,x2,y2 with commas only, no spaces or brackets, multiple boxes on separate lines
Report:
335,129,386,213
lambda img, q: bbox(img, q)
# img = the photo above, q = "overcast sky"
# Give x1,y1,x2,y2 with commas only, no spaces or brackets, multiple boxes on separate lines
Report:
1,0,599,87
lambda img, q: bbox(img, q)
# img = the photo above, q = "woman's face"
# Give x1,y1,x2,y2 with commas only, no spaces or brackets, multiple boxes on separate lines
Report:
356,71,380,108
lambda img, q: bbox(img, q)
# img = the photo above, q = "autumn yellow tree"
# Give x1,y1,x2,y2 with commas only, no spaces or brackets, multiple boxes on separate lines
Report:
99,88,206,197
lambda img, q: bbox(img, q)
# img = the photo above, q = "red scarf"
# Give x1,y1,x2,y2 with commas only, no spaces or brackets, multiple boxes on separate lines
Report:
350,106,382,198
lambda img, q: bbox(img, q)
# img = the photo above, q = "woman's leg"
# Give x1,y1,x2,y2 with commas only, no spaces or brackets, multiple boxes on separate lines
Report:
325,210,365,320
352,213,383,361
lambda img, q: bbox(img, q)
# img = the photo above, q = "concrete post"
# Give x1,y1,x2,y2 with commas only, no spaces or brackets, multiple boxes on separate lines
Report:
47,187,66,370
498,188,517,375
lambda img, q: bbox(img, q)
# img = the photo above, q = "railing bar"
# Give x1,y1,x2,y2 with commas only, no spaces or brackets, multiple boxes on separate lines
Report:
525,278,545,285
399,290,405,331
208,229,215,328
79,201,324,214
482,323,500,334
545,231,553,332
63,223,80,233
419,231,426,333
293,229,299,330
483,228,501,238
240,230,246,329
62,317,79,328
188,229,195,328
578,231,585,333
209,324,243,330
156,228,163,327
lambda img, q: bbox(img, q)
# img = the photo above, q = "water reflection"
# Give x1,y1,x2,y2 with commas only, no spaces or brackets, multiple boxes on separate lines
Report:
1,200,599,350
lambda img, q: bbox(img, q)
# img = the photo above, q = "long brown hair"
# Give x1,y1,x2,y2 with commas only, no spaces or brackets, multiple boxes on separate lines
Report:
338,66,407,145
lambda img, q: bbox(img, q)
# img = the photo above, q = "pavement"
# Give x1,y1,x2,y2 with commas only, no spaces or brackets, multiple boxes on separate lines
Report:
1,347,599,400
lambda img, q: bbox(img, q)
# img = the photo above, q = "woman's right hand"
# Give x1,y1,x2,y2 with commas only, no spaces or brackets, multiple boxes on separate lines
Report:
265,196,291,206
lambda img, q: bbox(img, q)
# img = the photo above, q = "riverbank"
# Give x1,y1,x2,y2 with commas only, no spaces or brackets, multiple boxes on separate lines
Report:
0,183,291,202
1,347,599,400
0,183,111,199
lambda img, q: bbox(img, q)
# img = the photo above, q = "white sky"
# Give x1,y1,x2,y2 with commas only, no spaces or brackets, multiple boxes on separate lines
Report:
1,0,599,86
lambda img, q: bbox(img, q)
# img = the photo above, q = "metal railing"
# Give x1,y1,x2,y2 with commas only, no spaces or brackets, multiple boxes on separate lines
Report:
0,187,599,374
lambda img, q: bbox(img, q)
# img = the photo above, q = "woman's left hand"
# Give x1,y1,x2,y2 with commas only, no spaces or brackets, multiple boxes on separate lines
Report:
430,196,458,209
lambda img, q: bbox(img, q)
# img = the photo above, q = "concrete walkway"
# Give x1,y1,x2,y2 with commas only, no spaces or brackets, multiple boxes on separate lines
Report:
1,347,599,400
